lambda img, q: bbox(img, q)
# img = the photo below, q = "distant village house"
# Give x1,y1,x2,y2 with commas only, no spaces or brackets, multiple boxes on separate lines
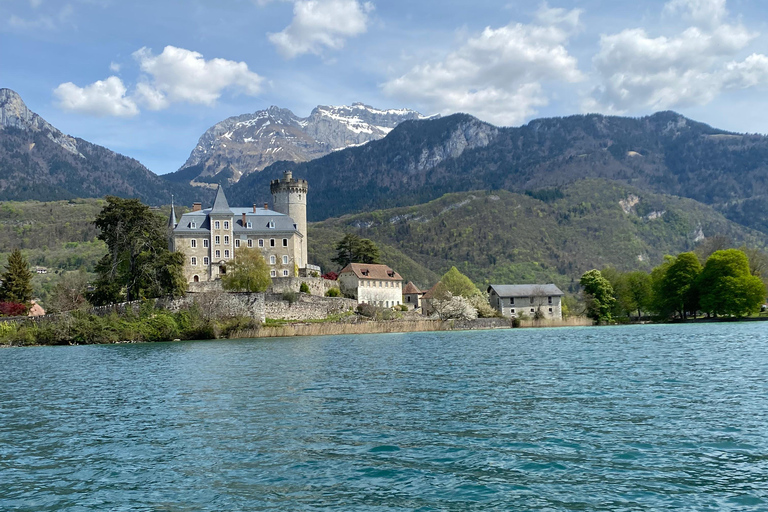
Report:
338,263,404,307
487,284,564,320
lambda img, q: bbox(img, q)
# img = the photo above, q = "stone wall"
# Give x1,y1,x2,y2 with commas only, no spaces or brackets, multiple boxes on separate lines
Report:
269,276,338,296
263,293,357,321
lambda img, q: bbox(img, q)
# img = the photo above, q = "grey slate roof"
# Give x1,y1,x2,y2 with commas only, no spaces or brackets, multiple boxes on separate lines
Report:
487,284,564,297
209,186,233,215
173,208,300,235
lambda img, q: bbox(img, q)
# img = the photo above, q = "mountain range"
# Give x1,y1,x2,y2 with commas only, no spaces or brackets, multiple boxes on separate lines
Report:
163,103,430,186
0,88,206,205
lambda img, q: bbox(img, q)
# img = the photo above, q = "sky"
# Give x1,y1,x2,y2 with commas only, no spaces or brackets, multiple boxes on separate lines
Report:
3,0,768,175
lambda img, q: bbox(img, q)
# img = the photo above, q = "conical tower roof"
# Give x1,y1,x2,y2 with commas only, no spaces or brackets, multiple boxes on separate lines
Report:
167,198,177,229
209,185,233,215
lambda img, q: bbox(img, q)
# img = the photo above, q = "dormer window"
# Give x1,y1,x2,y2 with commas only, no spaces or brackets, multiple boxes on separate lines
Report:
362,270,369,276
268,221,275,229
387,271,395,277
190,222,196,229
246,221,252,229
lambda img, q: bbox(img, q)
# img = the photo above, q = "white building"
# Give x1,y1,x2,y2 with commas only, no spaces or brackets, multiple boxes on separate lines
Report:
338,263,404,307
487,284,564,320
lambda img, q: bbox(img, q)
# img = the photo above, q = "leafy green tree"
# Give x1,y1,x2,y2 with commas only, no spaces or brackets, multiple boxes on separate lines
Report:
601,266,632,318
0,248,33,306
624,271,652,318
661,252,702,319
440,266,480,298
698,249,766,317
650,255,676,318
88,196,186,305
580,269,615,323
221,248,272,292
331,233,381,268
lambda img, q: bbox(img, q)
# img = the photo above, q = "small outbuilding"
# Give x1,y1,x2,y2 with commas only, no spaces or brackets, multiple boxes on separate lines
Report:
402,281,424,310
337,263,404,307
487,284,564,320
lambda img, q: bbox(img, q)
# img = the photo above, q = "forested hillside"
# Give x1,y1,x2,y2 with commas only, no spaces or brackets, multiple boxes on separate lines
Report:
308,180,768,291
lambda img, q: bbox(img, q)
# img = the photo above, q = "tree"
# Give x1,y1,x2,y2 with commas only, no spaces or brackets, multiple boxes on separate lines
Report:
661,252,702,319
580,269,615,323
0,249,33,306
695,235,733,263
428,283,477,320
601,266,632,318
440,266,480,298
221,248,272,292
48,269,90,313
88,196,186,305
331,233,381,268
624,271,652,318
698,249,766,317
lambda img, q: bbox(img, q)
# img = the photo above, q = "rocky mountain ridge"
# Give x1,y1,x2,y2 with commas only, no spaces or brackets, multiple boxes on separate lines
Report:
167,102,431,185
0,88,205,205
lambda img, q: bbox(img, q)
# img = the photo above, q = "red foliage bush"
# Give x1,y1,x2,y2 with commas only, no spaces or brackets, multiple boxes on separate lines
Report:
0,302,27,317
322,272,338,281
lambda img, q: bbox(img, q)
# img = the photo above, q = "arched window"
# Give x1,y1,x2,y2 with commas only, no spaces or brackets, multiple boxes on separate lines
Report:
193,275,199,283
270,255,276,265
282,255,289,264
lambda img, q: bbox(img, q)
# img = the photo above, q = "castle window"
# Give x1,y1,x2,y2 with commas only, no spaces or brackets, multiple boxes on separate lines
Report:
270,239,275,247
215,250,221,258
282,238,288,247
215,236,220,245
510,297,515,305
270,255,276,265
224,250,230,258
270,270,277,277
191,239,196,248
214,221,220,229
268,221,275,229
204,239,209,248
548,296,553,304
247,239,253,248
235,239,240,248
258,239,264,248
191,257,197,266
247,221,252,229
282,255,289,264
530,308,535,313
204,257,209,265
529,297,534,305
549,308,553,313
224,235,229,245
511,308,515,314
283,270,289,277
220,265,226,275
224,221,229,230
190,222,196,229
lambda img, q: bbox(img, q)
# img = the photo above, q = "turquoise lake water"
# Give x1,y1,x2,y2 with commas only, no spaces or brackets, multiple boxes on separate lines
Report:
2,323,768,511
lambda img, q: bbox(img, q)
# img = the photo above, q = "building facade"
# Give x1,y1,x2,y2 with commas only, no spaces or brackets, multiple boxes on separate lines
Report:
169,171,308,284
338,263,404,307
487,284,564,320
402,281,424,310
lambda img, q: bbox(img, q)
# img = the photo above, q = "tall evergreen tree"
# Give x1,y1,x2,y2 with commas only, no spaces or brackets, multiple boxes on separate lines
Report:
331,233,381,268
88,196,186,305
0,248,33,305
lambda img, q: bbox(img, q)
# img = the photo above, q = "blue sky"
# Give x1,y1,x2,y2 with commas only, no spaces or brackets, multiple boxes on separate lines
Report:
3,0,768,175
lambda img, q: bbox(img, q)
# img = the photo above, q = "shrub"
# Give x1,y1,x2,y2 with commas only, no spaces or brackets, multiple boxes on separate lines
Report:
322,272,338,281
0,302,27,317
325,287,341,297
282,290,298,305
398,304,409,311
300,282,310,293
141,313,180,342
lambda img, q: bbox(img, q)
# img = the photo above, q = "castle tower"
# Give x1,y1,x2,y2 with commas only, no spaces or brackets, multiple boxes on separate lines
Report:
271,170,308,268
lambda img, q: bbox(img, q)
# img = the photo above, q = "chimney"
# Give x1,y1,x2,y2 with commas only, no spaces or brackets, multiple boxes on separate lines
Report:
242,213,246,226
252,204,257,213
264,202,269,210
192,202,202,212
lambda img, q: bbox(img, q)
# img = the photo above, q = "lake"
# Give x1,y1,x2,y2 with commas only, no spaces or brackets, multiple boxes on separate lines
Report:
2,323,768,511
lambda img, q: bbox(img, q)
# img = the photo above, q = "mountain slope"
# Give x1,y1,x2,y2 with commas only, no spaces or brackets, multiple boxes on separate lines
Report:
309,179,768,291
231,110,768,236
165,103,430,185
0,88,206,205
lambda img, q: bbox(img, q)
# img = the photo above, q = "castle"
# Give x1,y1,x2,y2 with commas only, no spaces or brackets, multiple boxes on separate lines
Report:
168,171,309,283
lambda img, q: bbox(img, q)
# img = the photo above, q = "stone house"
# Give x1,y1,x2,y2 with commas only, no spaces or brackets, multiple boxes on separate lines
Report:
487,284,564,320
169,171,309,284
337,263,404,307
402,281,424,310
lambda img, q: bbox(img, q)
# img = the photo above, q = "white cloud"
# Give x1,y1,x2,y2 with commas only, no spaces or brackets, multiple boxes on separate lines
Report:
132,46,264,106
53,46,264,117
109,61,121,72
54,76,139,117
382,9,583,126
589,0,767,113
268,0,373,58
